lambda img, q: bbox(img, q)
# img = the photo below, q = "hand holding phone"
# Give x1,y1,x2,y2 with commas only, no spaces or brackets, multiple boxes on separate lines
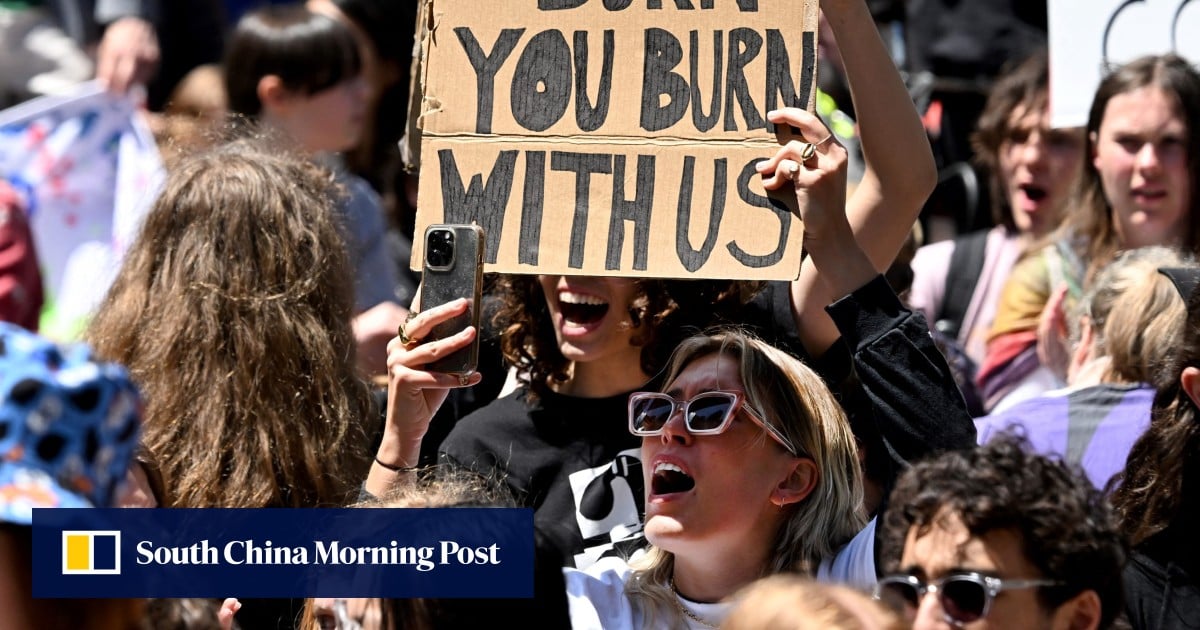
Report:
414,224,484,378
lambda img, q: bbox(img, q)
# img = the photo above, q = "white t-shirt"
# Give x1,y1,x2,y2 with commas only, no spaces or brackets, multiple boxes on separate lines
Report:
816,516,878,591
565,517,878,629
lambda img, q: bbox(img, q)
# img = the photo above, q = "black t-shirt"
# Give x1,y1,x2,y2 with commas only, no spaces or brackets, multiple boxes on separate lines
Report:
440,386,647,568
439,277,974,567
438,282,843,566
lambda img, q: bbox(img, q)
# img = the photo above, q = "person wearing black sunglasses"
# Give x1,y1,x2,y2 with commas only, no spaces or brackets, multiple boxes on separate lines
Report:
879,433,1125,629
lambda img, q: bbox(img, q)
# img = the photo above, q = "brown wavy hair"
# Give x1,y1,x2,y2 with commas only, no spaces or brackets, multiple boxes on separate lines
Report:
1056,54,1200,282
970,49,1075,232
87,137,372,508
491,275,764,399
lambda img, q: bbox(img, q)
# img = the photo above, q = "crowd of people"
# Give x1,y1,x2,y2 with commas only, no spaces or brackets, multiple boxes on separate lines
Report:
1,0,1199,629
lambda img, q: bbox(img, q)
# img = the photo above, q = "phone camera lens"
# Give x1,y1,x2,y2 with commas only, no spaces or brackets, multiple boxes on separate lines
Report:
427,229,455,268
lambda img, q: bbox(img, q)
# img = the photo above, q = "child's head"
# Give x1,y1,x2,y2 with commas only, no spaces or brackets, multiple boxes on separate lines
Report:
224,6,369,153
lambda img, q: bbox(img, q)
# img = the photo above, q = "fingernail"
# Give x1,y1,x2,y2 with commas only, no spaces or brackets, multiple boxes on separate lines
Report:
755,160,769,172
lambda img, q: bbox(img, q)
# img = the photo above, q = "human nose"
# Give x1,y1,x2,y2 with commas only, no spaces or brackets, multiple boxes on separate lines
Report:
1135,143,1162,174
911,588,952,630
660,404,693,446
1016,131,1046,165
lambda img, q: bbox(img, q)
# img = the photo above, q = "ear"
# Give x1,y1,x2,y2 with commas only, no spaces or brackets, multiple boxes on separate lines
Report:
1050,588,1102,630
770,457,818,507
256,75,290,114
1090,130,1101,170
1181,366,1200,409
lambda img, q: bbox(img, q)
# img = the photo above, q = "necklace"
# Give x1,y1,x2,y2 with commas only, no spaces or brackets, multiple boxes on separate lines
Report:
669,577,720,629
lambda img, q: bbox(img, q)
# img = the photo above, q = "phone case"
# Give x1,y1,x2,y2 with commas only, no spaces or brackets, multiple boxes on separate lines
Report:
419,224,484,375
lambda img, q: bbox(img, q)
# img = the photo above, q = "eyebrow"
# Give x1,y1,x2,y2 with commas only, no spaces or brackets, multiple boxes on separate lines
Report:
899,565,927,580
900,565,1000,579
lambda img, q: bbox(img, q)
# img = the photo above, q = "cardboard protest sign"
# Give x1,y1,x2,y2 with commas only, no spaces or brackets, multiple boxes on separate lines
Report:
412,0,819,280
1048,0,1200,128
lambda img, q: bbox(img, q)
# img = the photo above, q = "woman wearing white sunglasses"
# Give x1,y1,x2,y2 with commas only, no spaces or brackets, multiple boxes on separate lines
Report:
565,329,867,629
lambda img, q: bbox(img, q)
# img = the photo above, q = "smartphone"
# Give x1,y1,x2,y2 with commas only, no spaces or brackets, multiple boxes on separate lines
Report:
418,224,484,376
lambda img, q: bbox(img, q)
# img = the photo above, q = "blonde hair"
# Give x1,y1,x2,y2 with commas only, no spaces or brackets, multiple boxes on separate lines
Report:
626,329,865,628
1073,246,1194,384
723,576,904,630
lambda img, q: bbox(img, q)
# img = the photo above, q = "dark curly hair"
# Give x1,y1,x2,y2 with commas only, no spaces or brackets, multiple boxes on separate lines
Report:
1111,276,1200,548
490,275,764,400
881,433,1127,629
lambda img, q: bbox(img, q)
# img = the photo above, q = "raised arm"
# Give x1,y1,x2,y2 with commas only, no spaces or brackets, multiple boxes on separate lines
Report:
757,108,973,516
787,0,937,357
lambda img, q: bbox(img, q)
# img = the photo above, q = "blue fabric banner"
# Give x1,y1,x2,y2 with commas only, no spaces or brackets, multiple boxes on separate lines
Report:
31,508,535,598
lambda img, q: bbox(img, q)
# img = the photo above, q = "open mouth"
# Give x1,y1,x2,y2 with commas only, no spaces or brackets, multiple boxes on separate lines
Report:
1019,184,1047,202
558,291,610,325
652,462,695,495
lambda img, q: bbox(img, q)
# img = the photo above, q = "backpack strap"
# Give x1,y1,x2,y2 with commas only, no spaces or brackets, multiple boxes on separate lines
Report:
936,229,990,340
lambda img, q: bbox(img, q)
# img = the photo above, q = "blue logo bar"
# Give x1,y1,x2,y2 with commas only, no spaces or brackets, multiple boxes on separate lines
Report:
32,508,535,598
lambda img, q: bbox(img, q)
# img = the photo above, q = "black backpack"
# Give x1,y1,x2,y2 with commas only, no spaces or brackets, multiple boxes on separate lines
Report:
935,229,990,341
932,229,990,417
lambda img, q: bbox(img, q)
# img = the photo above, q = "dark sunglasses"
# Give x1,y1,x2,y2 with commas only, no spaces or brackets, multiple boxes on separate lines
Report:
875,572,1062,626
627,391,797,455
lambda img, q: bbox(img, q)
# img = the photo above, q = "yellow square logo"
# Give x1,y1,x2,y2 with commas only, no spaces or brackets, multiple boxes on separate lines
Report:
61,531,121,575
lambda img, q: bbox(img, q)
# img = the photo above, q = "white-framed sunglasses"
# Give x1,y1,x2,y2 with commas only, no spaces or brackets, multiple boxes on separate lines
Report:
627,390,798,456
874,571,1063,627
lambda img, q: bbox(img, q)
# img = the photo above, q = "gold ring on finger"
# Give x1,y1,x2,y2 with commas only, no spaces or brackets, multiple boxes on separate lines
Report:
799,142,817,162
